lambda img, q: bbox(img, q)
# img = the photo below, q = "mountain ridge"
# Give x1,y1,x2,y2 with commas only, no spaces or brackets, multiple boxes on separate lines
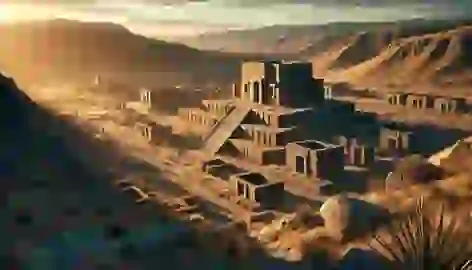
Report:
0,19,248,89
177,18,472,57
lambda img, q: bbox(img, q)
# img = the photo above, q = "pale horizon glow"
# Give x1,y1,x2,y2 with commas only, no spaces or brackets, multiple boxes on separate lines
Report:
0,1,469,38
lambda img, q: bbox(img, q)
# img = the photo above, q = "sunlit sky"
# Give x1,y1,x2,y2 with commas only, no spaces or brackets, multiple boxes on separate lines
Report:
0,1,470,38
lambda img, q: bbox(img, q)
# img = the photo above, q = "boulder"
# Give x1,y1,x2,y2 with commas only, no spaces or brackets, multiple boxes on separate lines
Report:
319,194,390,242
385,154,444,191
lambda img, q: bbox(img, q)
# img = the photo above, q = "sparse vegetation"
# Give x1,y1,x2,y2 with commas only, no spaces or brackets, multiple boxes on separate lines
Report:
370,197,472,270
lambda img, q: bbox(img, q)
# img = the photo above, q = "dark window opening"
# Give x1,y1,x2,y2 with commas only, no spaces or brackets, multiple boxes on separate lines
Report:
15,212,32,226
295,156,305,174
104,224,128,239
388,138,397,151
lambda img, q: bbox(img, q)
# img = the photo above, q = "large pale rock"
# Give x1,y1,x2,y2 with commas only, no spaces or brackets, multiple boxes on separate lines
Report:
320,194,390,242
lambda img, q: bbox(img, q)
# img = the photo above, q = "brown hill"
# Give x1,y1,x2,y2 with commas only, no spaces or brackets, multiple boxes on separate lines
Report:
0,19,246,89
321,26,472,89
177,18,472,92
178,19,471,57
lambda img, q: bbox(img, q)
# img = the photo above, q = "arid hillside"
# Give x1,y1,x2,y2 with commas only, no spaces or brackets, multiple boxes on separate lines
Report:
0,19,248,90
178,19,472,94
314,25,472,92
178,19,471,57
0,73,273,269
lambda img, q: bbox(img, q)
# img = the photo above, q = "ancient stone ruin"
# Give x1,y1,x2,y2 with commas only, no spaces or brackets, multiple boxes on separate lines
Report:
139,88,152,109
285,140,344,180
230,172,284,209
379,124,415,156
386,91,468,114
334,136,375,167
178,61,357,168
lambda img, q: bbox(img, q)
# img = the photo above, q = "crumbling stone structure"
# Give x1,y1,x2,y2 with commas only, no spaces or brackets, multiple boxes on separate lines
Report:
178,108,218,130
324,85,333,99
379,125,415,156
335,136,375,167
135,122,153,142
134,121,173,144
202,159,245,180
236,61,325,107
177,99,234,131
406,94,432,110
386,91,468,114
433,96,466,114
386,92,407,106
140,88,152,108
230,172,284,209
178,60,368,183
179,60,347,165
286,140,344,180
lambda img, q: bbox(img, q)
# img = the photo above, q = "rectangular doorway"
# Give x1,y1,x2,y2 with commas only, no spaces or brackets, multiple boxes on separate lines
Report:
388,138,397,151
295,155,306,174
237,182,245,197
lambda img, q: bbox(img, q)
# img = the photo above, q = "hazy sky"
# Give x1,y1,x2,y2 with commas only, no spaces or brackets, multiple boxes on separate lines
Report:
0,0,470,37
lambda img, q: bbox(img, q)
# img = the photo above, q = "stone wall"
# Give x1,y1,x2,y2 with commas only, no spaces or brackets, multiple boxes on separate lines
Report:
386,93,407,106
202,100,233,119
230,173,284,209
242,125,300,148
286,141,344,180
178,108,218,129
379,128,414,156
239,61,325,107
234,140,285,165
253,182,284,209
386,92,468,114
405,94,432,110
336,136,375,167
433,97,466,114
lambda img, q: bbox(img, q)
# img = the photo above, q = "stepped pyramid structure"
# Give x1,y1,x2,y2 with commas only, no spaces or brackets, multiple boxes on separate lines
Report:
179,61,368,171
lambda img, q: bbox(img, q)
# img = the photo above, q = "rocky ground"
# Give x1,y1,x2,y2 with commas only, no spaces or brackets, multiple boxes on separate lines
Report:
12,80,472,269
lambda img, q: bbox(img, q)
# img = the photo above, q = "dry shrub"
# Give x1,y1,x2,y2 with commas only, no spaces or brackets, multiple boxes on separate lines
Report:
370,197,472,270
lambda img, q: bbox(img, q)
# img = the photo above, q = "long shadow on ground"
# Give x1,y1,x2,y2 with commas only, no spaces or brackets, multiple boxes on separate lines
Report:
0,74,333,269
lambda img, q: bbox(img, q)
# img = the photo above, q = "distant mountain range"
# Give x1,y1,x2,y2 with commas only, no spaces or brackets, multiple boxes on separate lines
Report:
177,18,472,92
178,18,472,56
1,18,471,94
0,19,269,90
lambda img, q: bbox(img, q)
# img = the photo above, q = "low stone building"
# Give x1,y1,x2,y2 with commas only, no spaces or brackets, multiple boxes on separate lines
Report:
135,122,153,142
178,107,219,130
286,140,344,180
433,96,467,114
139,88,152,109
202,159,246,180
379,124,415,156
134,121,173,144
386,92,407,106
405,94,432,110
335,136,375,167
386,91,468,114
178,60,362,171
230,172,284,209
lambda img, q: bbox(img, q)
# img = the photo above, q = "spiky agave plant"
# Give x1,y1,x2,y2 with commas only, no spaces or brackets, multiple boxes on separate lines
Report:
370,197,472,270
